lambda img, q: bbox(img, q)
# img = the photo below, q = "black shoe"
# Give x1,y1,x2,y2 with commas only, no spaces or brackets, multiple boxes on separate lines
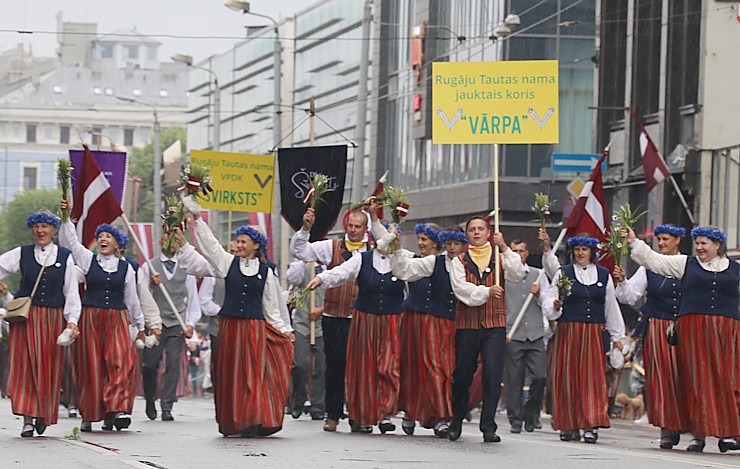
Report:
349,420,373,434
433,421,449,438
102,420,114,431
583,430,598,444
510,422,522,434
113,413,131,430
21,423,34,437
290,408,302,419
34,419,47,436
483,432,501,443
560,430,580,441
309,410,324,421
448,420,463,441
660,430,679,449
401,419,415,435
80,421,92,432
145,400,157,420
687,438,705,452
524,421,535,433
533,420,542,430
378,418,396,434
719,438,737,453
162,410,174,421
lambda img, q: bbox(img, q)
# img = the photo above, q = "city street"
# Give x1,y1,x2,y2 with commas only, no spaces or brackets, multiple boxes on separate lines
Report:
0,397,737,468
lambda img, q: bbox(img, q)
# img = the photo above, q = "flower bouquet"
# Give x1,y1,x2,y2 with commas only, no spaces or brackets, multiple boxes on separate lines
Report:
58,158,73,221
531,193,553,230
288,287,311,312
178,163,213,199
301,173,331,209
599,204,647,264
160,194,186,253
555,273,573,299
374,185,410,254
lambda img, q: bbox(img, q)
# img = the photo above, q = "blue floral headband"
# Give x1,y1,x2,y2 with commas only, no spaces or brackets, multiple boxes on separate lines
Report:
567,236,599,249
654,224,685,238
235,225,269,253
26,212,61,229
690,226,727,244
95,223,126,247
415,223,440,246
438,230,469,244
119,233,130,249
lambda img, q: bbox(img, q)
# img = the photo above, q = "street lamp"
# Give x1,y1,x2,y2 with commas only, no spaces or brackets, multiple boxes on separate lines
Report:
171,53,221,151
116,96,162,242
224,0,281,147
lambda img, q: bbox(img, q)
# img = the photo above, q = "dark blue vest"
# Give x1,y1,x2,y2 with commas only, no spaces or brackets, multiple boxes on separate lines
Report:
82,257,127,310
559,264,608,324
401,255,456,320
679,257,740,319
218,257,268,320
16,244,70,308
352,251,405,315
641,270,681,321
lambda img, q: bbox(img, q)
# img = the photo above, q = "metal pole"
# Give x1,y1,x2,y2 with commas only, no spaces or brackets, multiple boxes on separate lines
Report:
213,77,221,151
273,26,282,147
153,110,162,243
493,143,501,286
351,0,372,202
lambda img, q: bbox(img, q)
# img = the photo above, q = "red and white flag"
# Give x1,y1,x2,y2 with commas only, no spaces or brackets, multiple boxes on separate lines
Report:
71,145,123,247
629,109,670,192
248,212,273,260
565,146,614,272
129,222,154,265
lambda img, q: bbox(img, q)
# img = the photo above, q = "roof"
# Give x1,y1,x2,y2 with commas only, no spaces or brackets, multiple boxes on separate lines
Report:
95,28,162,46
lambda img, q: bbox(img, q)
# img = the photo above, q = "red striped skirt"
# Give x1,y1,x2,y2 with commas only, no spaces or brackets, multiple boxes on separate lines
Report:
644,317,686,431
8,306,66,424
73,307,138,422
213,316,293,436
676,313,740,437
549,322,610,430
345,310,401,426
398,311,454,427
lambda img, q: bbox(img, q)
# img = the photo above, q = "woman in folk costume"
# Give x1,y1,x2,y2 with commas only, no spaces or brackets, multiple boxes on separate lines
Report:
59,201,145,433
307,206,407,434
445,217,524,443
612,224,688,450
626,225,740,453
177,195,294,437
0,211,81,437
541,235,625,444
372,221,467,438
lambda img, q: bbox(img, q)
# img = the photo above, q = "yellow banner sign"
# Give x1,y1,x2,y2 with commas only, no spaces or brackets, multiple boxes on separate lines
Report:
189,150,275,213
432,60,559,144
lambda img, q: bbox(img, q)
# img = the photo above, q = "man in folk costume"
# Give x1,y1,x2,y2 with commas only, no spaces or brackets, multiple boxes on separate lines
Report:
504,239,550,434
447,216,525,443
290,206,372,433
140,232,200,422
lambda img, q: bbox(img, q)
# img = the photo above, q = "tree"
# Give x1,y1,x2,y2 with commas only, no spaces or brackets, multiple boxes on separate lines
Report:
128,126,187,223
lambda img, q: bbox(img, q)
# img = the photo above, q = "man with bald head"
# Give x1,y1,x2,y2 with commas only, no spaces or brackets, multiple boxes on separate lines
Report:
290,207,371,433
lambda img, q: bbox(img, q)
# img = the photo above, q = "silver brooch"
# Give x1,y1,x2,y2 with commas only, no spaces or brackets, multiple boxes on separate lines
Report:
391,276,398,282
597,282,603,287
55,262,62,268
257,274,262,280
485,267,491,273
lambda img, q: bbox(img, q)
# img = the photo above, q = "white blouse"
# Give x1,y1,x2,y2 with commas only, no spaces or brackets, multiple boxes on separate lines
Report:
58,220,144,330
0,243,82,324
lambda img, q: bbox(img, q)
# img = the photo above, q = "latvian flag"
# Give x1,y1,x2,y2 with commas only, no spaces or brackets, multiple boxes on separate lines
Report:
629,109,670,192
71,145,123,247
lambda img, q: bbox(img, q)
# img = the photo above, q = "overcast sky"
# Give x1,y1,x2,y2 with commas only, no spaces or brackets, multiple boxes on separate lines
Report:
0,0,311,63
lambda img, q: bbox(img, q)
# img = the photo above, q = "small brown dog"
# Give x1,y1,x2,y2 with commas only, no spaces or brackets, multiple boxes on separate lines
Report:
615,393,645,420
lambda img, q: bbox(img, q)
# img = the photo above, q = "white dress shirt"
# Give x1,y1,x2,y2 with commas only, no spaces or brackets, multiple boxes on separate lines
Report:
140,255,202,327
58,220,144,330
199,277,221,317
614,266,649,306
541,262,626,342
449,245,525,307
177,219,289,332
136,269,162,330
0,243,82,324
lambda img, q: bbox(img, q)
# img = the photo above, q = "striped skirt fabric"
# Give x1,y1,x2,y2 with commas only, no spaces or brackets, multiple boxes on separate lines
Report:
549,321,610,431
213,316,293,436
73,307,138,422
345,310,401,426
398,311,455,427
644,317,686,431
8,306,66,424
676,313,740,437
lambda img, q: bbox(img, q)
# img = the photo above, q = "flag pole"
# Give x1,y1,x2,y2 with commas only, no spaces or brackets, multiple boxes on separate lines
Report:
308,96,317,346
493,143,501,286
507,227,567,342
665,169,695,225
120,213,188,332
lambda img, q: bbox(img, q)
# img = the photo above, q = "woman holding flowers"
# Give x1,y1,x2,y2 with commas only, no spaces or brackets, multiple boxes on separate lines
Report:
178,195,294,437
625,225,740,453
59,201,145,433
541,234,625,444
612,224,688,450
0,211,81,437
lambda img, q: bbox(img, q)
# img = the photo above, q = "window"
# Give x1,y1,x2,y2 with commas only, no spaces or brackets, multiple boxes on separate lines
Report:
92,127,102,147
132,88,142,97
105,88,114,96
22,165,38,191
100,44,114,58
124,128,134,147
123,45,139,60
159,89,169,98
26,124,37,143
52,85,62,94
93,87,102,95
60,126,70,144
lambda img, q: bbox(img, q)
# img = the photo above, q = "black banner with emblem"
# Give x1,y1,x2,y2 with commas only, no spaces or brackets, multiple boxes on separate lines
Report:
278,145,347,241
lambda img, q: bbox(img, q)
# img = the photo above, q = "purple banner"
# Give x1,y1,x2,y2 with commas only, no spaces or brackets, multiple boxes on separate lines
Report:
69,150,128,206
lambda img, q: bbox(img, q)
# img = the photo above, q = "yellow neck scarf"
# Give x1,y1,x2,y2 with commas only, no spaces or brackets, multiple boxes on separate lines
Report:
344,240,366,252
468,242,492,273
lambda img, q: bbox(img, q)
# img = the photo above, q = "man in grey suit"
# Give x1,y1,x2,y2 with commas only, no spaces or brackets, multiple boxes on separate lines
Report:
140,233,201,422
504,239,549,433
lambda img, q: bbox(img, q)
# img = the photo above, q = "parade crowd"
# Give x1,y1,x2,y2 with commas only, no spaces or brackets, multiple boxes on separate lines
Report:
0,193,738,455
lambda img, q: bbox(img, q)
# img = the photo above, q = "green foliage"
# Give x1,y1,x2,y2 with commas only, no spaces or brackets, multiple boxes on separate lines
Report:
128,126,186,224
64,426,81,440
